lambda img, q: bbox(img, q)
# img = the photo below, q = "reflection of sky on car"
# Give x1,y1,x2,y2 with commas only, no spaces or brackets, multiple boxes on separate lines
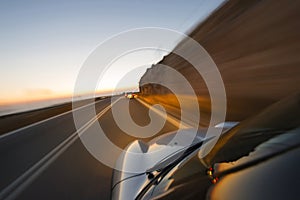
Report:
207,94,300,200
213,127,300,175
209,145,300,200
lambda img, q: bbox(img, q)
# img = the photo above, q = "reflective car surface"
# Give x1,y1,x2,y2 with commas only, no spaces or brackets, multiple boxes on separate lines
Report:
112,93,300,200
208,128,300,200
111,126,235,200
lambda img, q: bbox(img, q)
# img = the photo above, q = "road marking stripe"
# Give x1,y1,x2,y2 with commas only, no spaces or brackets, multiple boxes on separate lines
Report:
0,97,122,200
136,98,192,129
0,98,107,141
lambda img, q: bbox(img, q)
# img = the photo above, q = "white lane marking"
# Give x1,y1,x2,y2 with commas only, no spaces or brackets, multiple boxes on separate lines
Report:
136,98,192,129
0,98,108,141
0,97,122,200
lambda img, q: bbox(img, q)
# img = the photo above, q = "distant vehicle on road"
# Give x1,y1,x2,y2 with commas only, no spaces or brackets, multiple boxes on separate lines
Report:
125,92,137,99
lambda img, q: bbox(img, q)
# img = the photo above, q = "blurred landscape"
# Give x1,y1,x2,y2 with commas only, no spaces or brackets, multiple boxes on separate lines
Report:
140,0,300,124
0,0,300,199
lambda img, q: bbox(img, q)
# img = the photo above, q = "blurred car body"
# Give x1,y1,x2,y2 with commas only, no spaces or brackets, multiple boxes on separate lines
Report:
111,93,300,200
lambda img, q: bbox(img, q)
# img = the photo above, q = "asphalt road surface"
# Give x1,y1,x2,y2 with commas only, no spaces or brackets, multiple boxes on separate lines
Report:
0,97,178,200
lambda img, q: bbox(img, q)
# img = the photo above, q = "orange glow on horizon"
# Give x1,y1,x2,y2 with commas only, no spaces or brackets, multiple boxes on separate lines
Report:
0,86,138,106
0,92,72,106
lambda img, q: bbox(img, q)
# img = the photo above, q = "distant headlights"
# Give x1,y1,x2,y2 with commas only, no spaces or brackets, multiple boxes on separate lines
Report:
126,93,137,99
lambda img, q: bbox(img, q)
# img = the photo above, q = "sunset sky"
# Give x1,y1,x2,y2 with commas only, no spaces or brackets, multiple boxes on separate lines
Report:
0,0,224,105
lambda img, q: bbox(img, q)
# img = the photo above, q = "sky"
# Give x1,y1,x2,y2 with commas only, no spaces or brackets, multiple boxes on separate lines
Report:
0,0,225,105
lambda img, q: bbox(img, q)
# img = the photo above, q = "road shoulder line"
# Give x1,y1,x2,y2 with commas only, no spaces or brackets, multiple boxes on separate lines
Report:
0,98,106,141
136,98,193,129
0,97,122,200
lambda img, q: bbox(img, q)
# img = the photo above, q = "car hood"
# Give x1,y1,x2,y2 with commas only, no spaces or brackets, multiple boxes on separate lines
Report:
111,124,237,200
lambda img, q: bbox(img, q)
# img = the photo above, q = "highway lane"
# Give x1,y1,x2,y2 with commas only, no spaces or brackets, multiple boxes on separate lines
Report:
0,98,106,135
0,97,112,197
0,97,178,200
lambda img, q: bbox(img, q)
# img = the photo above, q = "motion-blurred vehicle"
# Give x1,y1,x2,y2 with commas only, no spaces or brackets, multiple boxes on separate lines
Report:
111,93,300,200
125,93,137,99
111,128,221,200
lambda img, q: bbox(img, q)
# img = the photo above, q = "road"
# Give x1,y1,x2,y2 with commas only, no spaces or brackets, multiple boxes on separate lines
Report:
0,97,179,200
